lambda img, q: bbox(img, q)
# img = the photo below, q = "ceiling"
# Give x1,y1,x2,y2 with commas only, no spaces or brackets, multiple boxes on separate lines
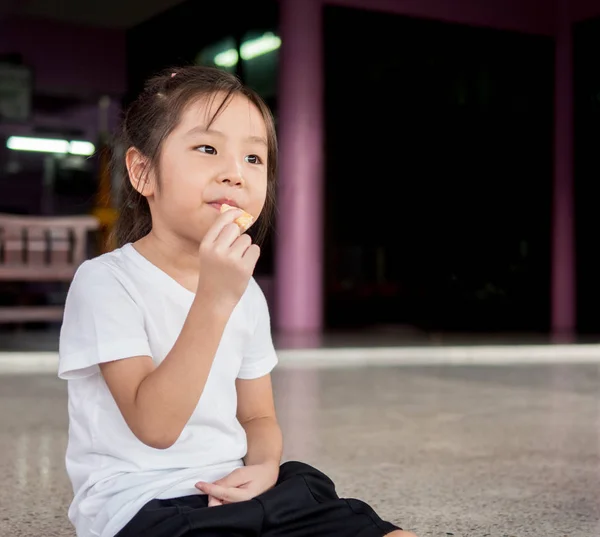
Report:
7,0,187,29
10,0,600,33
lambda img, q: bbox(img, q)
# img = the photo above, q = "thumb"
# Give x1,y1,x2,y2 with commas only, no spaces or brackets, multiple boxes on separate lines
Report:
214,469,248,488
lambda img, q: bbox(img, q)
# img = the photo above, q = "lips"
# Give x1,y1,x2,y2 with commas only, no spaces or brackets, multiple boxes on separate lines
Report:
208,199,240,210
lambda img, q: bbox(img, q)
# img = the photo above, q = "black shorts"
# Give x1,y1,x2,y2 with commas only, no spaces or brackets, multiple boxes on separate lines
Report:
116,461,401,537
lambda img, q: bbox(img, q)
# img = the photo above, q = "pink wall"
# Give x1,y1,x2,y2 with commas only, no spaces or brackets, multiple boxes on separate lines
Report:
326,0,555,35
0,16,126,97
0,100,122,143
0,17,125,142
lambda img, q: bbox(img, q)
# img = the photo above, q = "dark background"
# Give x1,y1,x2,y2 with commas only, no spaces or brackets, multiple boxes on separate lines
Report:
2,1,600,335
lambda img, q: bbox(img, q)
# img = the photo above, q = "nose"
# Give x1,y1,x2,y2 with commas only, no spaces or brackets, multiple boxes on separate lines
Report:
216,155,245,187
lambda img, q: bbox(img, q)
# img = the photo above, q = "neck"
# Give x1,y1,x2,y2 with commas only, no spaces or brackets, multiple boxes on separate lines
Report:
135,228,200,280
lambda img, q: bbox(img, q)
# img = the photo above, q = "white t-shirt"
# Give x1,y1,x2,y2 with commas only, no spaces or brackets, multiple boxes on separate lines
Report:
58,244,278,537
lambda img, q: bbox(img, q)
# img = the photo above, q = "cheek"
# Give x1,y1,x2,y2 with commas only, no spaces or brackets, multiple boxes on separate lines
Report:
248,178,268,216
161,162,208,207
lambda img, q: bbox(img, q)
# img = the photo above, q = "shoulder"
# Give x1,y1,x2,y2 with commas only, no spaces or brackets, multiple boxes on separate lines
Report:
243,277,270,314
74,246,130,279
68,246,138,301
246,277,267,301
230,278,270,329
238,277,272,330
237,278,277,371
59,247,153,379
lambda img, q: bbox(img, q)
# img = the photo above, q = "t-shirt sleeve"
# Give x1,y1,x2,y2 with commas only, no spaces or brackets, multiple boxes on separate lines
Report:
237,279,278,380
58,260,152,380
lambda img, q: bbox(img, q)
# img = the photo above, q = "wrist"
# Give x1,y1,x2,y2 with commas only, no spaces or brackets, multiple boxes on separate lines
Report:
192,289,235,320
255,459,281,476
260,460,280,486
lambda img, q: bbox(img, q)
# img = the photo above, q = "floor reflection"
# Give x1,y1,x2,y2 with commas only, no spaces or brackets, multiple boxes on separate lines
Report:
1,364,599,536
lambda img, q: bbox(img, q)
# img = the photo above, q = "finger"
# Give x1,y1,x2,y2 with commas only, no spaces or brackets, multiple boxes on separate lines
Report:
213,222,242,249
241,244,260,270
208,495,224,507
214,468,251,488
199,483,251,503
203,208,244,244
229,234,253,258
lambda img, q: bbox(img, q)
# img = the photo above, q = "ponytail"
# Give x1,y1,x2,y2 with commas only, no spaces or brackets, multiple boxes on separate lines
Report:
112,177,153,248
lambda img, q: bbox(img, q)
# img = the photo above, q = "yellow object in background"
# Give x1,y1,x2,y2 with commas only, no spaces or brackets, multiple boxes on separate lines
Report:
93,96,119,253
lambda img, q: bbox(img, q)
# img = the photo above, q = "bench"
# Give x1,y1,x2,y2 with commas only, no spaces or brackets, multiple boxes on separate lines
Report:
0,213,99,323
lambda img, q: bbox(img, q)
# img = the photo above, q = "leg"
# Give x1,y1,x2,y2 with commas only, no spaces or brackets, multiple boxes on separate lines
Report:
115,495,262,537
260,461,406,537
386,532,418,537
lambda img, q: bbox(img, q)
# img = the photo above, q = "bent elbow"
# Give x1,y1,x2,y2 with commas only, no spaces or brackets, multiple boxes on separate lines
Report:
144,435,177,450
134,426,179,450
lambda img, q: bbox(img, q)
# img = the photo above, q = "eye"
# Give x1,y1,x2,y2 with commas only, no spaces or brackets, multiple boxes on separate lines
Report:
196,145,217,155
245,154,263,165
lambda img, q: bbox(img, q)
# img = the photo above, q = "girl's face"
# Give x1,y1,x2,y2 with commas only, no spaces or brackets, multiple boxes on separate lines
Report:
142,93,269,244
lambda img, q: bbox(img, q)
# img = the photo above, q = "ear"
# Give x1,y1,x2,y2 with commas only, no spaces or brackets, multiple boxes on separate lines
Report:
125,147,156,197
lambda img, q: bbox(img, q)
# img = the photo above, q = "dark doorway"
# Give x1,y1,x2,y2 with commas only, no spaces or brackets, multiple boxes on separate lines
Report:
324,6,554,332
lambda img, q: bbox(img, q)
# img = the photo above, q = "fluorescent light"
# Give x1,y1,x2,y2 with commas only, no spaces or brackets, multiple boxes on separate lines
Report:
6,136,95,156
7,136,69,154
214,49,239,68
241,33,281,60
69,141,95,156
214,32,281,68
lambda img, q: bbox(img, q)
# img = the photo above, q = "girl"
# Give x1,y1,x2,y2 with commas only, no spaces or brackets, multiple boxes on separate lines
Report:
59,66,416,537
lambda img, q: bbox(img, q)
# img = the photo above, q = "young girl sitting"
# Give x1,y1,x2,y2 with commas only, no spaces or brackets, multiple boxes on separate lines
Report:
59,65,417,537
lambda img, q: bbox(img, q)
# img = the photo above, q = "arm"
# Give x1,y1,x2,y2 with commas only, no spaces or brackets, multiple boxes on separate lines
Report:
195,374,282,504
99,208,259,450
100,297,231,450
193,281,281,504
236,374,283,468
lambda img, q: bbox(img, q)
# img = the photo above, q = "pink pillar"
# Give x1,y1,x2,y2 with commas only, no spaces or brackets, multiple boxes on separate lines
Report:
275,0,324,332
551,0,575,337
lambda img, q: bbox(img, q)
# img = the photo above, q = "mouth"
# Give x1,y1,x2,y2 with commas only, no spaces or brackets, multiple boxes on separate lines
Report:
208,199,240,211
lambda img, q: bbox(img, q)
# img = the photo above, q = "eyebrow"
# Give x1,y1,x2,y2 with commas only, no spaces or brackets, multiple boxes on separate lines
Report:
184,126,268,147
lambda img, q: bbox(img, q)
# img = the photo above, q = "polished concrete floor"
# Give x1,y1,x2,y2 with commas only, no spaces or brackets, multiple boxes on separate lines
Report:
1,364,598,537
3,326,600,353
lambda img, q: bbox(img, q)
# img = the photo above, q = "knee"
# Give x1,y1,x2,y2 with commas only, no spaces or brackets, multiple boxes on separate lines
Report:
279,461,332,483
278,461,338,502
278,461,313,481
387,531,418,537
279,460,312,474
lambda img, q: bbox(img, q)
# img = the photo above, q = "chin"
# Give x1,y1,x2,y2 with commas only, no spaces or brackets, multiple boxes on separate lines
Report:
171,223,204,246
190,223,212,243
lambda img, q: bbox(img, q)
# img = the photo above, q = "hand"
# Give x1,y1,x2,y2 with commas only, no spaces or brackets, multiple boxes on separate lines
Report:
195,462,279,506
197,208,261,310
